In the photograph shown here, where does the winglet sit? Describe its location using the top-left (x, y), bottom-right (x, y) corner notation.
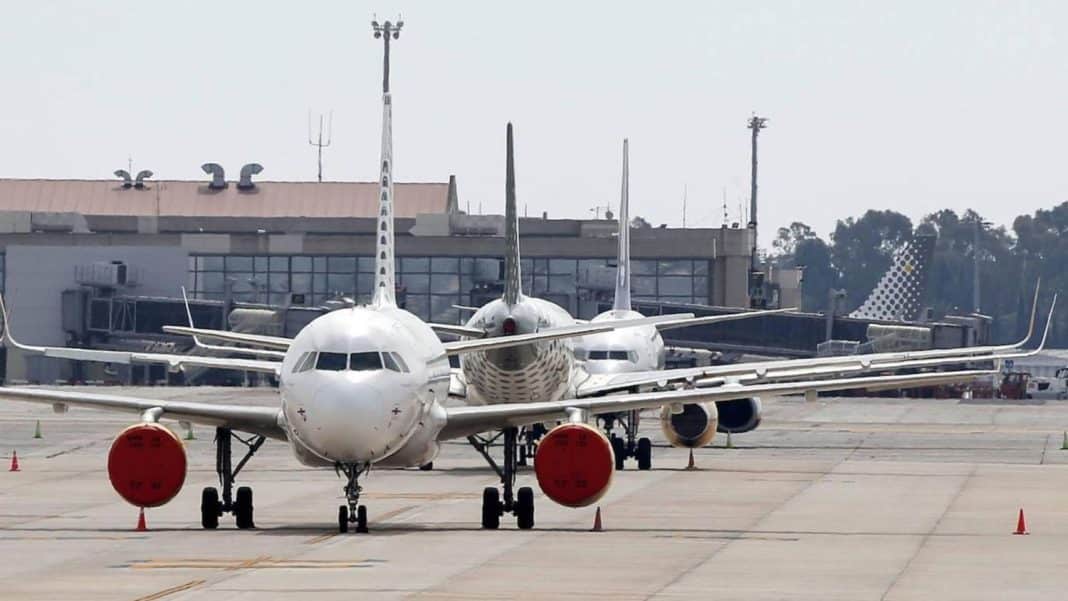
top-left (503, 122), bottom-right (523, 306)
top-left (1036, 292), bottom-right (1056, 351)
top-left (613, 138), bottom-right (631, 312)
top-left (0, 293), bottom-right (44, 353)
top-left (372, 88), bottom-right (398, 308)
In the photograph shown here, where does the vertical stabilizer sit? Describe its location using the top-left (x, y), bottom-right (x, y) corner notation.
top-left (613, 138), bottom-right (631, 311)
top-left (849, 235), bottom-right (935, 321)
top-left (372, 92), bottom-right (397, 308)
top-left (503, 123), bottom-right (523, 306)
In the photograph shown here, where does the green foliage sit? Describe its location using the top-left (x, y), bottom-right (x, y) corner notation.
top-left (771, 202), bottom-right (1067, 344)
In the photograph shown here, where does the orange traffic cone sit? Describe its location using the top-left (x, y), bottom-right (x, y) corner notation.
top-left (8, 450), bottom-right (19, 472)
top-left (136, 508), bottom-right (147, 531)
top-left (1013, 508), bottom-right (1028, 535)
top-left (591, 506), bottom-right (603, 532)
top-left (685, 449), bottom-right (696, 470)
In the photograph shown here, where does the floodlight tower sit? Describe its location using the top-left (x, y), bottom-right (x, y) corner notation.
top-left (747, 115), bottom-right (768, 308)
top-left (370, 16), bottom-right (403, 307)
top-left (747, 115), bottom-right (768, 270)
top-left (372, 18), bottom-right (403, 94)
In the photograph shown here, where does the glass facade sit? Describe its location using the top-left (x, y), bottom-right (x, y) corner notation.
top-left (189, 254), bottom-right (711, 324)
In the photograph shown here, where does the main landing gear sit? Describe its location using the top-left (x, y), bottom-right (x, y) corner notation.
top-left (201, 427), bottom-right (265, 530)
top-left (469, 427), bottom-right (535, 530)
top-left (336, 463), bottom-right (369, 534)
top-left (602, 410), bottom-right (652, 471)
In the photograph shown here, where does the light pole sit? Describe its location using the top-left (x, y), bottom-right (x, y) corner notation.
top-left (972, 218), bottom-right (992, 313)
top-left (372, 18), bottom-right (403, 94)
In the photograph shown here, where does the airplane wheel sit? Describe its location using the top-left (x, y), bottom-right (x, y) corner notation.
top-left (200, 487), bottom-right (219, 529)
top-left (356, 505), bottom-right (369, 533)
top-left (481, 487), bottom-right (500, 529)
top-left (338, 506), bottom-right (349, 533)
top-left (636, 437), bottom-right (652, 471)
top-left (610, 436), bottom-right (626, 470)
top-left (235, 486), bottom-right (254, 529)
top-left (419, 462), bottom-right (434, 471)
top-left (516, 486), bottom-right (535, 530)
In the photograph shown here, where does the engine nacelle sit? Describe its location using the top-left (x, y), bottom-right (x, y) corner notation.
top-left (660, 402), bottom-right (719, 448)
top-left (107, 423), bottom-right (187, 507)
top-left (534, 423), bottom-right (614, 507)
top-left (715, 397), bottom-right (762, 434)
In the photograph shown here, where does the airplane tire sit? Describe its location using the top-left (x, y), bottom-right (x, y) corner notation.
top-left (611, 436), bottom-right (626, 471)
top-left (338, 506), bottom-right (349, 533)
top-left (481, 487), bottom-right (500, 529)
top-left (200, 487), bottom-right (219, 529)
top-left (636, 437), bottom-right (652, 471)
top-left (235, 486), bottom-right (254, 529)
top-left (516, 486), bottom-right (535, 530)
top-left (356, 505), bottom-right (369, 533)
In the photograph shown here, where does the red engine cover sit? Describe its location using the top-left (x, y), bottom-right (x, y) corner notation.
top-left (107, 423), bottom-right (187, 508)
top-left (534, 423), bottom-right (614, 508)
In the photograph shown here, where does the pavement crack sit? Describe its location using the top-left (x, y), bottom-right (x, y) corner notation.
top-left (878, 465), bottom-right (976, 601)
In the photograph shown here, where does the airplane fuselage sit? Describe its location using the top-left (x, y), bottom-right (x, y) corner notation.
top-left (574, 309), bottom-right (665, 376)
top-left (461, 296), bottom-right (575, 405)
top-left (279, 305), bottom-right (451, 468)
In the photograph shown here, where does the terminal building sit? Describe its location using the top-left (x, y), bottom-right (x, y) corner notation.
top-left (0, 170), bottom-right (757, 382)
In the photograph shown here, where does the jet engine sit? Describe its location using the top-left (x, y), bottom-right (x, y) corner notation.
top-left (660, 402), bottom-right (719, 448)
top-left (534, 423), bottom-right (614, 507)
top-left (715, 397), bottom-right (762, 434)
top-left (107, 423), bottom-right (187, 507)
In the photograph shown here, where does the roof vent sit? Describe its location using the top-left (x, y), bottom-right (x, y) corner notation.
top-left (114, 169), bottom-right (133, 189)
top-left (134, 170), bottom-right (153, 189)
top-left (201, 163), bottom-right (227, 189)
top-left (238, 163), bottom-right (263, 190)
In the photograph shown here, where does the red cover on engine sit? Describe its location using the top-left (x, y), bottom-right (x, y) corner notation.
top-left (107, 423), bottom-right (187, 508)
top-left (534, 423), bottom-right (614, 508)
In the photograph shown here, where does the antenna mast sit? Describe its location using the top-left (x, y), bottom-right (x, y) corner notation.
top-left (307, 110), bottom-right (333, 183)
top-left (682, 184), bottom-right (687, 229)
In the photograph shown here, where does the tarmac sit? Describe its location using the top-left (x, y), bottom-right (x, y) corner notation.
top-left (4, 386), bottom-right (1068, 600)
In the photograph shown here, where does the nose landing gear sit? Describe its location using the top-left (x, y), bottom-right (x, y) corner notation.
top-left (337, 463), bottom-right (369, 533)
top-left (602, 410), bottom-right (652, 471)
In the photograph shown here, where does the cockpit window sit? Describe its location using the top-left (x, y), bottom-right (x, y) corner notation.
top-left (293, 351), bottom-right (317, 373)
top-left (316, 352), bottom-right (348, 371)
top-left (382, 352), bottom-right (409, 373)
top-left (587, 350), bottom-right (633, 361)
top-left (350, 352), bottom-right (383, 371)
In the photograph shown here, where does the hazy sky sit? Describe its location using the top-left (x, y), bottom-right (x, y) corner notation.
top-left (1, 1), bottom-right (1064, 245)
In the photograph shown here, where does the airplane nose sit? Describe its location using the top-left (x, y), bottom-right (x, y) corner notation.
top-left (295, 376), bottom-right (416, 464)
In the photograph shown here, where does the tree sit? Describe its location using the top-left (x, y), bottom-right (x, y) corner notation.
top-left (830, 210), bottom-right (914, 310)
top-left (630, 216), bottom-right (652, 229)
top-left (771, 222), bottom-right (818, 257)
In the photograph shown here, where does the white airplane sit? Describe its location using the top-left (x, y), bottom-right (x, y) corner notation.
top-left (450, 126), bottom-right (797, 523)
top-left (0, 32), bottom-right (1044, 534)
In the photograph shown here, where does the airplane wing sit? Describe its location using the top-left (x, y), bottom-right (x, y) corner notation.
top-left (574, 295), bottom-right (1053, 397)
top-left (442, 313), bottom-right (696, 356)
top-left (177, 287), bottom-right (287, 359)
top-left (653, 307), bottom-right (796, 331)
top-left (0, 295), bottom-right (282, 376)
top-left (439, 369), bottom-right (992, 440)
top-left (160, 326), bottom-right (292, 351)
top-left (0, 387), bottom-right (286, 440)
top-left (429, 323), bottom-right (486, 338)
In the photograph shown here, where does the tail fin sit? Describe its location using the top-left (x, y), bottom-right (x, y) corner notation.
top-left (372, 91), bottom-right (397, 308)
top-left (849, 234), bottom-right (935, 321)
top-left (503, 123), bottom-right (523, 306)
top-left (613, 138), bottom-right (631, 311)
